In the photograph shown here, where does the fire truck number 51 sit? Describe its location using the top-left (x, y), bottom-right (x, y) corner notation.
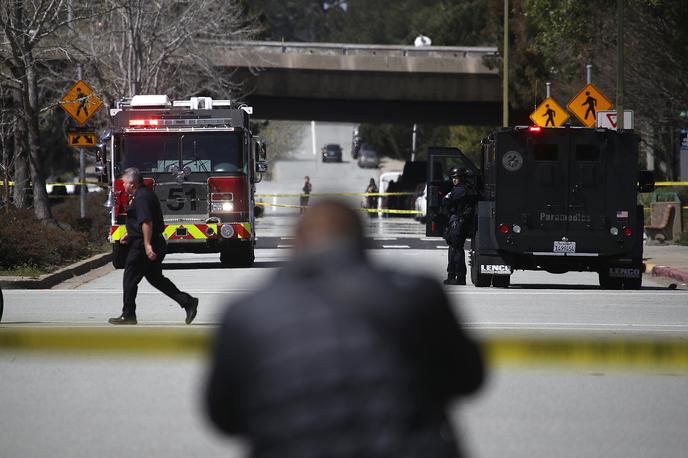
top-left (167, 188), bottom-right (197, 212)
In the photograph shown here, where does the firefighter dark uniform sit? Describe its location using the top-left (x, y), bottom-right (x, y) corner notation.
top-left (442, 168), bottom-right (476, 285)
top-left (109, 183), bottom-right (198, 325)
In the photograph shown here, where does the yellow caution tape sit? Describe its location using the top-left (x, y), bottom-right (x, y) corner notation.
top-left (255, 201), bottom-right (422, 215)
top-left (484, 337), bottom-right (688, 371)
top-left (655, 182), bottom-right (688, 186)
top-left (256, 192), bottom-right (414, 198)
top-left (0, 181), bottom-right (106, 187)
top-left (0, 328), bottom-right (210, 356)
top-left (1, 328), bottom-right (687, 371)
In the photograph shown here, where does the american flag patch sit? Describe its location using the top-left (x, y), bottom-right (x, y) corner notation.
top-left (616, 210), bottom-right (629, 218)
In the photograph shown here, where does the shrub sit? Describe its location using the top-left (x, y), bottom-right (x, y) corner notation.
top-left (0, 208), bottom-right (89, 269)
top-left (51, 192), bottom-right (111, 243)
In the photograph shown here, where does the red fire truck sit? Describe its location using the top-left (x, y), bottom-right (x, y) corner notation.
top-left (98, 95), bottom-right (267, 268)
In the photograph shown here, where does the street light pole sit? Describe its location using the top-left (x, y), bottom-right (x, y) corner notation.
top-left (502, 0), bottom-right (509, 127)
top-left (616, 0), bottom-right (624, 130)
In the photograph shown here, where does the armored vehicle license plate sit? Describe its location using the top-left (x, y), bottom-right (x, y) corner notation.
top-left (553, 241), bottom-right (576, 253)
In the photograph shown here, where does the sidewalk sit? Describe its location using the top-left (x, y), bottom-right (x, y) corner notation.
top-left (644, 243), bottom-right (688, 285)
top-left (0, 252), bottom-right (111, 289)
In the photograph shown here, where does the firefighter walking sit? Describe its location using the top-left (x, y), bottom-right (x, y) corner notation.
top-left (109, 167), bottom-right (199, 325)
top-left (442, 167), bottom-right (477, 285)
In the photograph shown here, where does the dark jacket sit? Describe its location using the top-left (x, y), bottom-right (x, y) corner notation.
top-left (125, 185), bottom-right (164, 248)
top-left (205, 244), bottom-right (484, 458)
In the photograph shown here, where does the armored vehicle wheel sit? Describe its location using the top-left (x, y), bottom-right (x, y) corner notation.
top-left (492, 275), bottom-right (511, 288)
top-left (112, 243), bottom-right (128, 269)
top-left (598, 271), bottom-right (623, 290)
top-left (220, 241), bottom-right (255, 267)
top-left (471, 260), bottom-right (492, 287)
top-left (622, 277), bottom-right (642, 290)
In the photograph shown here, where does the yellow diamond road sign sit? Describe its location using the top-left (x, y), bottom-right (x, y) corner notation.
top-left (68, 131), bottom-right (97, 148)
top-left (61, 80), bottom-right (103, 125)
top-left (567, 83), bottom-right (613, 128)
top-left (530, 97), bottom-right (570, 127)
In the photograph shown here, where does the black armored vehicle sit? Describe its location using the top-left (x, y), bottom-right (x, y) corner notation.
top-left (426, 126), bottom-right (654, 289)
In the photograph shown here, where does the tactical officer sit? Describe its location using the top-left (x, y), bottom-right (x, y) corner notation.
top-left (109, 167), bottom-right (198, 325)
top-left (442, 167), bottom-right (476, 285)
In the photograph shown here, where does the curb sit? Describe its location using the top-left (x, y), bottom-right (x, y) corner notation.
top-left (644, 262), bottom-right (688, 284)
top-left (0, 252), bottom-right (112, 290)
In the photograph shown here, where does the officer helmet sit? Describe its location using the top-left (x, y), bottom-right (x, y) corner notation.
top-left (449, 167), bottom-right (465, 178)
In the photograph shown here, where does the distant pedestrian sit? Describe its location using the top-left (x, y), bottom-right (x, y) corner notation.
top-left (300, 176), bottom-right (311, 215)
top-left (205, 200), bottom-right (484, 458)
top-left (365, 177), bottom-right (378, 217)
top-left (108, 167), bottom-right (198, 325)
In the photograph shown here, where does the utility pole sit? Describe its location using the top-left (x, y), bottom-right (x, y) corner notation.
top-left (616, 0), bottom-right (624, 130)
top-left (411, 123), bottom-right (417, 162)
top-left (502, 0), bottom-right (509, 127)
top-left (77, 63), bottom-right (86, 219)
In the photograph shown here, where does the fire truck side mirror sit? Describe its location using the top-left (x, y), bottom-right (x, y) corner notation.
top-left (256, 161), bottom-right (268, 174)
top-left (95, 144), bottom-right (108, 182)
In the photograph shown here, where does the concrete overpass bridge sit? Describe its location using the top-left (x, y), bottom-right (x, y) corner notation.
top-left (207, 41), bottom-right (502, 124)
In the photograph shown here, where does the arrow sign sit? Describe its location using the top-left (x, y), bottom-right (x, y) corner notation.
top-left (68, 131), bottom-right (97, 147)
top-left (596, 110), bottom-right (634, 130)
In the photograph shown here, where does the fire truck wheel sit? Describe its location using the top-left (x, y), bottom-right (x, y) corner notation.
top-left (220, 242), bottom-right (255, 267)
top-left (112, 243), bottom-right (129, 269)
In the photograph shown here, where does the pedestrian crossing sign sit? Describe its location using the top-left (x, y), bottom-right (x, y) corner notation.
top-left (567, 83), bottom-right (613, 128)
top-left (530, 97), bottom-right (569, 127)
top-left (61, 80), bottom-right (103, 125)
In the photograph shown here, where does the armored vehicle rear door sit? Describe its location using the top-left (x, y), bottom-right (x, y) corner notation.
top-left (496, 128), bottom-right (629, 255)
top-left (425, 147), bottom-right (479, 237)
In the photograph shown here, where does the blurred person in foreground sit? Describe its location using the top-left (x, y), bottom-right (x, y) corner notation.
top-left (204, 200), bottom-right (485, 458)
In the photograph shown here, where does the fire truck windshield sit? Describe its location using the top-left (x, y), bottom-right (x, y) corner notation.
top-left (116, 132), bottom-right (244, 174)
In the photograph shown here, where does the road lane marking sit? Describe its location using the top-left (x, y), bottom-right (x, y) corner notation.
top-left (373, 237), bottom-right (397, 240)
top-left (382, 245), bottom-right (410, 249)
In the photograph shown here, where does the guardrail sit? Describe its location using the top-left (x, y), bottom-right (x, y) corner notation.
top-left (206, 39), bottom-right (499, 59)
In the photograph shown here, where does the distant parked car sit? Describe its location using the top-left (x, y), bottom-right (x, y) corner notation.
top-left (321, 144), bottom-right (343, 162)
top-left (357, 147), bottom-right (379, 168)
top-left (377, 171), bottom-right (402, 218)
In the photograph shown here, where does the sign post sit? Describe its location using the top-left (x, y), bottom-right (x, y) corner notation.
top-left (61, 74), bottom-right (103, 219)
top-left (567, 83), bottom-right (613, 128)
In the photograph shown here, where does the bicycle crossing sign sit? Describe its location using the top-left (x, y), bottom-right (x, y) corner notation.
top-left (61, 80), bottom-right (103, 125)
top-left (529, 97), bottom-right (570, 127)
top-left (567, 83), bottom-right (613, 128)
